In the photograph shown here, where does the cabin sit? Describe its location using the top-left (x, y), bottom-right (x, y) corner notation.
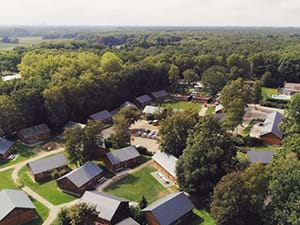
top-left (153, 152), bottom-right (178, 184)
top-left (27, 153), bottom-right (69, 182)
top-left (0, 189), bottom-right (37, 225)
top-left (115, 218), bottom-right (140, 225)
top-left (111, 101), bottom-right (138, 116)
top-left (173, 93), bottom-right (193, 102)
top-left (282, 82), bottom-right (300, 96)
top-left (247, 150), bottom-right (275, 164)
top-left (18, 124), bottom-right (51, 144)
top-left (192, 95), bottom-right (212, 104)
top-left (90, 110), bottom-right (113, 124)
top-left (215, 104), bottom-right (224, 114)
top-left (142, 106), bottom-right (163, 115)
top-left (57, 161), bottom-right (105, 196)
top-left (105, 146), bottom-right (141, 171)
top-left (142, 192), bottom-right (195, 225)
top-left (151, 90), bottom-right (169, 101)
top-left (81, 191), bottom-right (130, 225)
top-left (0, 138), bottom-right (14, 160)
top-left (135, 94), bottom-right (153, 107)
top-left (259, 112), bottom-right (283, 145)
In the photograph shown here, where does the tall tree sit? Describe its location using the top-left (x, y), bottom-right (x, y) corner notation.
top-left (69, 203), bottom-right (98, 225)
top-left (168, 64), bottom-right (180, 91)
top-left (112, 114), bottom-right (131, 148)
top-left (202, 66), bottom-right (227, 96)
top-left (101, 52), bottom-right (123, 73)
top-left (183, 69), bottom-right (199, 86)
top-left (253, 80), bottom-right (262, 105)
top-left (0, 95), bottom-right (20, 136)
top-left (281, 93), bottom-right (300, 134)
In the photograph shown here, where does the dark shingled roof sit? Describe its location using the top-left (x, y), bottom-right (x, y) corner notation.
top-left (19, 124), bottom-right (50, 139)
top-left (0, 189), bottom-right (35, 220)
top-left (116, 217), bottom-right (140, 225)
top-left (136, 95), bottom-right (152, 104)
top-left (151, 90), bottom-right (169, 99)
top-left (260, 112), bottom-right (283, 139)
top-left (57, 161), bottom-right (103, 188)
top-left (142, 192), bottom-right (194, 225)
top-left (0, 137), bottom-right (14, 156)
top-left (28, 153), bottom-right (68, 175)
top-left (247, 150), bottom-right (275, 164)
top-left (90, 110), bottom-right (112, 122)
top-left (81, 191), bottom-right (129, 221)
top-left (106, 146), bottom-right (141, 165)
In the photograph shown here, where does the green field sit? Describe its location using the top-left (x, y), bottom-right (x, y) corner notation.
top-left (0, 169), bottom-right (17, 190)
top-left (206, 106), bottom-right (215, 115)
top-left (190, 209), bottom-right (216, 225)
top-left (25, 198), bottom-right (49, 225)
top-left (162, 100), bottom-right (202, 112)
top-left (0, 143), bottom-right (36, 169)
top-left (104, 165), bottom-right (173, 203)
top-left (262, 87), bottom-right (278, 100)
top-left (0, 36), bottom-right (73, 51)
top-left (18, 166), bottom-right (76, 205)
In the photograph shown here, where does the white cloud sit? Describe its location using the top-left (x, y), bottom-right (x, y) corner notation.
top-left (0, 0), bottom-right (299, 26)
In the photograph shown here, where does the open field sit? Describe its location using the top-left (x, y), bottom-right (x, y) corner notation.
top-left (103, 165), bottom-right (174, 203)
top-left (18, 166), bottom-right (76, 205)
top-left (162, 100), bottom-right (202, 111)
top-left (0, 36), bottom-right (73, 51)
top-left (0, 169), bottom-right (17, 190)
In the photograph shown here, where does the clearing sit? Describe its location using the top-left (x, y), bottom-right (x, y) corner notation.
top-left (162, 100), bottom-right (202, 112)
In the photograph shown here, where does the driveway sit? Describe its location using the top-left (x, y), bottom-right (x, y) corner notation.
top-left (131, 137), bottom-right (160, 153)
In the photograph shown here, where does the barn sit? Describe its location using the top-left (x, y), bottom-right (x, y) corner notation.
top-left (0, 189), bottom-right (37, 225)
top-left (57, 161), bottom-right (105, 196)
top-left (0, 138), bottom-right (14, 160)
top-left (18, 124), bottom-right (51, 144)
top-left (259, 112), bottom-right (283, 145)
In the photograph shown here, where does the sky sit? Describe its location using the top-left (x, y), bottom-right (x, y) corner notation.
top-left (1, 0), bottom-right (300, 27)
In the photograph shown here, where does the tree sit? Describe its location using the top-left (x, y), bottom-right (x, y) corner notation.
top-left (118, 107), bottom-right (141, 127)
top-left (176, 116), bottom-right (238, 199)
top-left (69, 203), bottom-right (98, 225)
top-left (159, 110), bottom-right (199, 157)
top-left (112, 114), bottom-right (131, 148)
top-left (202, 66), bottom-right (227, 96)
top-left (139, 195), bottom-right (148, 209)
top-left (0, 95), bottom-right (20, 136)
top-left (183, 69), bottom-right (199, 86)
top-left (222, 98), bottom-right (246, 131)
top-left (101, 52), bottom-right (123, 73)
top-left (279, 134), bottom-right (300, 159)
top-left (57, 208), bottom-right (71, 225)
top-left (253, 80), bottom-right (262, 105)
top-left (168, 64), bottom-right (180, 91)
top-left (281, 93), bottom-right (300, 134)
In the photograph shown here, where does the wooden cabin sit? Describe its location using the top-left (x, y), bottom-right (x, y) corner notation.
top-left (18, 124), bottom-right (51, 144)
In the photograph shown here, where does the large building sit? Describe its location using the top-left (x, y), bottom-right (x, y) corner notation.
top-left (57, 161), bottom-right (105, 196)
top-left (152, 152), bottom-right (178, 183)
top-left (0, 189), bottom-right (37, 225)
top-left (81, 191), bottom-right (130, 225)
top-left (259, 112), bottom-right (283, 145)
top-left (142, 192), bottom-right (195, 225)
top-left (105, 146), bottom-right (141, 171)
top-left (18, 124), bottom-right (51, 144)
top-left (0, 138), bottom-right (14, 160)
top-left (27, 153), bottom-right (69, 182)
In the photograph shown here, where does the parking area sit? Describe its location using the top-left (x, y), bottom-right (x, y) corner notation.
top-left (131, 137), bottom-right (160, 153)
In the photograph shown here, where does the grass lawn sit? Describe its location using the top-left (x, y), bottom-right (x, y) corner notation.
top-left (18, 166), bottom-right (76, 205)
top-left (190, 209), bottom-right (216, 225)
top-left (0, 143), bottom-right (36, 169)
top-left (206, 106), bottom-right (215, 115)
top-left (25, 198), bottom-right (50, 225)
top-left (162, 100), bottom-right (202, 112)
top-left (0, 169), bottom-right (17, 190)
top-left (262, 87), bottom-right (278, 100)
top-left (104, 165), bottom-right (173, 203)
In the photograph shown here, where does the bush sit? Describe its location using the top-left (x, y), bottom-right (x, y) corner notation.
top-left (243, 136), bottom-right (263, 147)
top-left (232, 135), bottom-right (245, 147)
top-left (260, 99), bottom-right (288, 109)
top-left (104, 137), bottom-right (116, 149)
top-left (136, 146), bottom-right (153, 156)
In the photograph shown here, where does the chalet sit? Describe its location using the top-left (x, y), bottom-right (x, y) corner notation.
top-left (81, 191), bottom-right (130, 225)
top-left (153, 152), bottom-right (178, 183)
top-left (111, 101), bottom-right (138, 115)
top-left (115, 218), bottom-right (140, 225)
top-left (90, 110), bottom-right (113, 123)
top-left (215, 104), bottom-right (224, 114)
top-left (151, 90), bottom-right (169, 101)
top-left (142, 192), bottom-right (195, 225)
top-left (247, 150), bottom-right (275, 164)
top-left (259, 112), bottom-right (283, 145)
top-left (282, 82), bottom-right (300, 96)
top-left (0, 138), bottom-right (14, 160)
top-left (27, 153), bottom-right (68, 182)
top-left (0, 189), bottom-right (37, 225)
top-left (57, 161), bottom-right (105, 196)
top-left (105, 146), bottom-right (141, 171)
top-left (135, 94), bottom-right (153, 107)
top-left (18, 124), bottom-right (51, 144)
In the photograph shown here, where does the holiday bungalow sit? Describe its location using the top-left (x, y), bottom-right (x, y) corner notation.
top-left (259, 112), bottom-right (283, 145)
top-left (135, 94), bottom-right (153, 107)
top-left (27, 153), bottom-right (69, 182)
top-left (111, 101), bottom-right (138, 115)
top-left (18, 124), bottom-right (51, 144)
top-left (0, 189), bottom-right (37, 225)
top-left (0, 137), bottom-right (14, 160)
top-left (151, 90), bottom-right (169, 101)
top-left (153, 152), bottom-right (178, 184)
top-left (282, 82), bottom-right (300, 96)
top-left (247, 150), bottom-right (275, 164)
top-left (105, 146), bottom-right (141, 171)
top-left (142, 192), bottom-right (195, 225)
top-left (90, 110), bottom-right (113, 124)
top-left (57, 161), bottom-right (105, 196)
top-left (81, 191), bottom-right (130, 225)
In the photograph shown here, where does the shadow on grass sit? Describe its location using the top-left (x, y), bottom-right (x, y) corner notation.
top-left (104, 174), bottom-right (139, 191)
top-left (24, 217), bottom-right (43, 225)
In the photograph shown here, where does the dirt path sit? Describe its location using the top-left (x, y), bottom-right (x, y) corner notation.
top-left (199, 106), bottom-right (208, 116)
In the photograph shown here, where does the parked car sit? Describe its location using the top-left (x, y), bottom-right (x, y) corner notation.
top-left (147, 130), bottom-right (156, 138)
top-left (152, 120), bottom-right (159, 126)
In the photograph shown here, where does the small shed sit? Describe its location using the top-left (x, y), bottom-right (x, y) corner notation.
top-left (151, 90), bottom-right (169, 101)
top-left (18, 124), bottom-right (51, 144)
top-left (57, 161), bottom-right (104, 196)
top-left (105, 146), bottom-right (141, 171)
top-left (90, 110), bottom-right (113, 123)
top-left (215, 104), bottom-right (224, 114)
top-left (81, 191), bottom-right (130, 225)
top-left (142, 192), bottom-right (195, 225)
top-left (0, 137), bottom-right (14, 160)
top-left (259, 112), bottom-right (283, 145)
top-left (135, 95), bottom-right (153, 107)
top-left (27, 153), bottom-right (69, 182)
top-left (247, 150), bottom-right (275, 164)
top-left (153, 152), bottom-right (178, 183)
top-left (0, 189), bottom-right (37, 225)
